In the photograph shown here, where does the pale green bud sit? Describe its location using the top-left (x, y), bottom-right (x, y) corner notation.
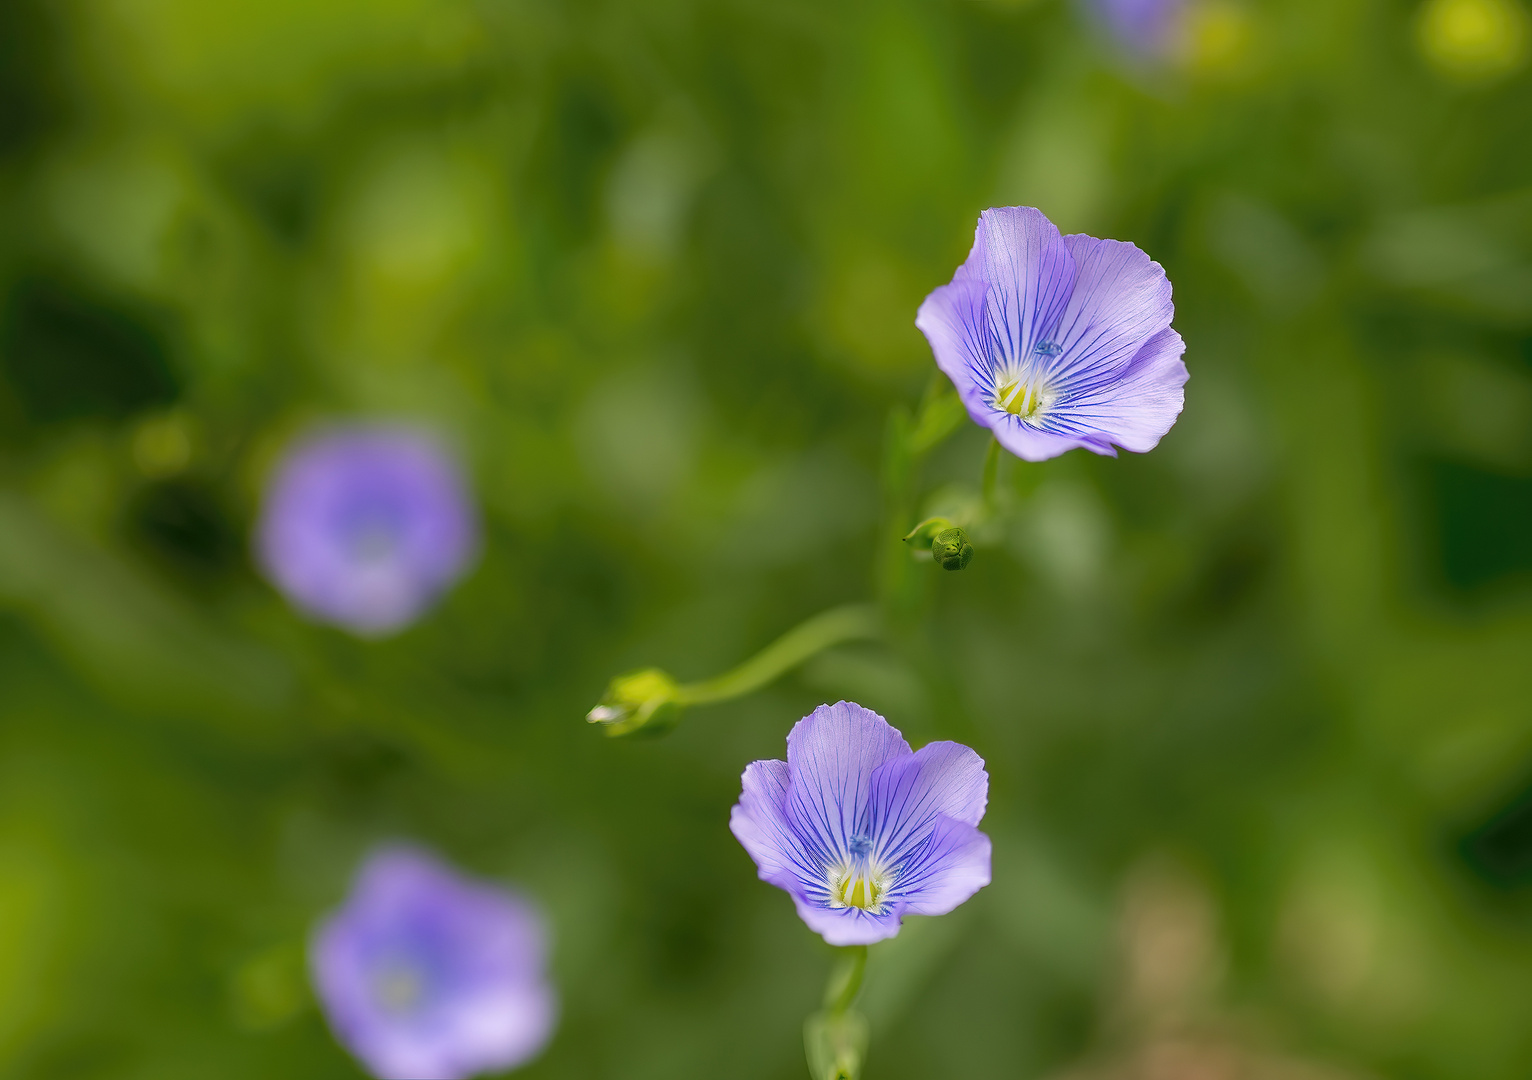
top-left (586, 667), bottom-right (683, 737)
top-left (930, 527), bottom-right (973, 571)
top-left (804, 1009), bottom-right (868, 1080)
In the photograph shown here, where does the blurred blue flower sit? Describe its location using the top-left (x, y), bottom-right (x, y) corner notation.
top-left (256, 426), bottom-right (479, 636)
top-left (311, 846), bottom-right (557, 1080)
top-left (917, 206), bottom-right (1188, 462)
top-left (1090, 0), bottom-right (1185, 56)
top-left (730, 701), bottom-right (991, 946)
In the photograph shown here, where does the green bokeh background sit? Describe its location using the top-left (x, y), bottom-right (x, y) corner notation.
top-left (3, 0), bottom-right (1532, 1076)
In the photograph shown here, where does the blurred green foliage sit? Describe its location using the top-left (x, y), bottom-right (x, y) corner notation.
top-left (2, 0), bottom-right (1532, 1077)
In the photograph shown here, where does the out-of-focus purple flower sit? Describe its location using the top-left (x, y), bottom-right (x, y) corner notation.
top-left (1090, 0), bottom-right (1185, 56)
top-left (916, 206), bottom-right (1188, 463)
top-left (256, 426), bottom-right (479, 636)
top-left (311, 846), bottom-right (557, 1080)
top-left (730, 701), bottom-right (992, 946)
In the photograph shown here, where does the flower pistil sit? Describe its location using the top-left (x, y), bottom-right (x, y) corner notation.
top-left (995, 374), bottom-right (1055, 419)
top-left (994, 342), bottom-right (1063, 419)
top-left (828, 841), bottom-right (892, 913)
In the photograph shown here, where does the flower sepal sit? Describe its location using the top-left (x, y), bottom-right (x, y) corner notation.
top-left (586, 668), bottom-right (684, 737)
top-left (803, 1007), bottom-right (869, 1080)
top-left (902, 517), bottom-right (974, 571)
top-left (930, 527), bottom-right (974, 571)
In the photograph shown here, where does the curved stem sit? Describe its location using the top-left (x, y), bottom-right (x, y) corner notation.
top-left (901, 517), bottom-right (954, 548)
top-left (677, 604), bottom-right (882, 707)
top-left (981, 436), bottom-right (1001, 512)
top-left (822, 945), bottom-right (868, 1015)
top-left (805, 946), bottom-right (871, 1080)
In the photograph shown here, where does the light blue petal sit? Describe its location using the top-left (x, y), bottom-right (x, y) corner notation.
top-left (887, 815), bottom-right (992, 917)
top-left (729, 759), bottom-right (825, 897)
top-left (1050, 326), bottom-right (1188, 453)
top-left (915, 208), bottom-right (1077, 444)
top-left (915, 273), bottom-right (997, 429)
top-left (791, 895), bottom-right (905, 946)
top-left (866, 741), bottom-right (988, 869)
top-left (971, 207), bottom-right (1075, 371)
top-left (995, 234), bottom-right (1183, 458)
top-left (784, 702), bottom-right (911, 861)
top-left (1050, 234), bottom-right (1174, 388)
top-left (987, 412), bottom-right (1097, 462)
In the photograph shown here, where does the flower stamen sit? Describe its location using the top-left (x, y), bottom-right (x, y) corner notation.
top-left (834, 872), bottom-right (884, 910)
top-left (828, 840), bottom-right (890, 913)
top-left (994, 374), bottom-right (1054, 419)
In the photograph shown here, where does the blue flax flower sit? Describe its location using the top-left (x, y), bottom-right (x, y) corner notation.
top-left (1090, 0), bottom-right (1185, 56)
top-left (256, 425), bottom-right (479, 636)
top-left (730, 701), bottom-right (991, 946)
top-left (311, 846), bottom-right (557, 1080)
top-left (917, 206), bottom-right (1188, 462)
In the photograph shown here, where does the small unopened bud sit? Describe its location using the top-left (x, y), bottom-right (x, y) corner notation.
top-left (586, 667), bottom-right (683, 736)
top-left (804, 1008), bottom-right (869, 1080)
top-left (930, 527), bottom-right (973, 571)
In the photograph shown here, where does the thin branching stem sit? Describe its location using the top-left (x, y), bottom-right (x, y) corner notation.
top-left (677, 604), bottom-right (882, 706)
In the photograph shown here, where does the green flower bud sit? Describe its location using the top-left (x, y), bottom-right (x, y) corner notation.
top-left (804, 1008), bottom-right (869, 1080)
top-left (930, 527), bottom-right (973, 571)
top-left (586, 667), bottom-right (683, 737)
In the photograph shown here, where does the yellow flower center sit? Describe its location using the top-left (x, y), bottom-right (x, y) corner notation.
top-left (995, 340), bottom-right (1063, 419)
top-left (992, 375), bottom-right (1054, 416)
top-left (829, 863), bottom-right (889, 912)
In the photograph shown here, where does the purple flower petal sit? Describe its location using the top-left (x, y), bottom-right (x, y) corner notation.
top-left (915, 273), bottom-right (994, 430)
top-left (256, 426), bottom-right (480, 636)
top-left (1057, 325), bottom-right (1188, 454)
top-left (789, 889), bottom-right (905, 946)
top-left (311, 846), bottom-right (557, 1080)
top-left (1090, 0), bottom-right (1185, 56)
top-left (964, 207), bottom-right (1076, 376)
top-left (885, 815), bottom-right (992, 918)
top-left (1052, 235), bottom-right (1175, 384)
top-left (866, 741), bottom-right (988, 868)
top-left (917, 207), bottom-right (1188, 462)
top-left (785, 701), bottom-right (912, 862)
top-left (731, 702), bottom-right (991, 945)
top-left (730, 759), bottom-right (822, 897)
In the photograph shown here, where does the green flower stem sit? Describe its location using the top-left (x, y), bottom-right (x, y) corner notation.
top-left (879, 406), bottom-right (922, 616)
top-left (905, 382), bottom-right (967, 458)
top-left (805, 947), bottom-right (871, 1080)
top-left (882, 381), bottom-right (966, 617)
top-left (822, 945), bottom-right (868, 1015)
top-left (587, 603), bottom-right (882, 735)
top-left (981, 435), bottom-right (1001, 512)
top-left (900, 517), bottom-right (956, 547)
top-left (676, 604), bottom-right (882, 706)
